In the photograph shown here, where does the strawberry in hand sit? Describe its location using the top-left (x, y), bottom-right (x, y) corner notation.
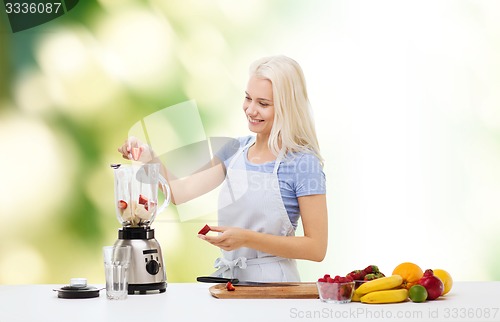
top-left (198, 224), bottom-right (211, 235)
top-left (131, 147), bottom-right (142, 161)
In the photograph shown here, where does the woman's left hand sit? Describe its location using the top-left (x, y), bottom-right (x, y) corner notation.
top-left (198, 226), bottom-right (248, 251)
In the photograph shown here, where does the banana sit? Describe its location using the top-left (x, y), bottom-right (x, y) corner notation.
top-left (355, 275), bottom-right (403, 296)
top-left (360, 289), bottom-right (409, 304)
top-left (351, 292), bottom-right (361, 302)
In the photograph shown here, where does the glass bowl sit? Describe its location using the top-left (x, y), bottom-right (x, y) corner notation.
top-left (354, 280), bottom-right (366, 290)
top-left (316, 281), bottom-right (355, 303)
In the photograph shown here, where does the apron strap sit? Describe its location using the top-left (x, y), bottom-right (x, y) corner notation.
top-left (228, 137), bottom-right (285, 174)
top-left (272, 149), bottom-right (286, 174)
top-left (227, 139), bottom-right (255, 169)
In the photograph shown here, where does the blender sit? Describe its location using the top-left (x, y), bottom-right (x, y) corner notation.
top-left (111, 163), bottom-right (170, 294)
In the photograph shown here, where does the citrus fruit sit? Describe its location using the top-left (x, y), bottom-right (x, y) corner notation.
top-left (433, 269), bottom-right (453, 295)
top-left (409, 284), bottom-right (428, 303)
top-left (392, 262), bottom-right (424, 289)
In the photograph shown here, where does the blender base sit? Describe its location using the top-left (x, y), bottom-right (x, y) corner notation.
top-left (128, 282), bottom-right (167, 295)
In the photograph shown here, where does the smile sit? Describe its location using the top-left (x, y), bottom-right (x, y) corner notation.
top-left (248, 117), bottom-right (264, 124)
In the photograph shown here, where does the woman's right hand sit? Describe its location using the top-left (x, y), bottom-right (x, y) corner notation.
top-left (117, 136), bottom-right (155, 162)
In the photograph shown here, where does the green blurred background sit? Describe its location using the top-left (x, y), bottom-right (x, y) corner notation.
top-left (1, 0), bottom-right (500, 285)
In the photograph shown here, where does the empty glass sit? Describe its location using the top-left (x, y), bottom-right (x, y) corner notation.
top-left (103, 245), bottom-right (131, 300)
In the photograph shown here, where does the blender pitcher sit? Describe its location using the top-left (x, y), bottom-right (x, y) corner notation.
top-left (110, 163), bottom-right (171, 294)
top-left (112, 163), bottom-right (170, 227)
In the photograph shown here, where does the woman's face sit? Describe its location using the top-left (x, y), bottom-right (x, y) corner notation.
top-left (243, 75), bottom-right (275, 137)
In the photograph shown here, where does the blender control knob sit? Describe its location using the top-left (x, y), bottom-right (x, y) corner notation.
top-left (146, 260), bottom-right (160, 275)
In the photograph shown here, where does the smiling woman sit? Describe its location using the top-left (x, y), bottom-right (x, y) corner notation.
top-left (247, 56), bottom-right (323, 165)
top-left (119, 55), bottom-right (328, 283)
top-left (204, 56), bottom-right (327, 282)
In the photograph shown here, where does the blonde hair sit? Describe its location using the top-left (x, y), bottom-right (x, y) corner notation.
top-left (249, 55), bottom-right (323, 165)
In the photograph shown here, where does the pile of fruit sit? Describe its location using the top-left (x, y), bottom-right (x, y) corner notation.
top-left (390, 262), bottom-right (453, 303)
top-left (318, 262), bottom-right (453, 304)
top-left (346, 265), bottom-right (386, 289)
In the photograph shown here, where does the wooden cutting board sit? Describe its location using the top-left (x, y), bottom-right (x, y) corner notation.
top-left (209, 282), bottom-right (319, 299)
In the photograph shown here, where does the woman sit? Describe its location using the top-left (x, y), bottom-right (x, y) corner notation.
top-left (119, 55), bottom-right (327, 282)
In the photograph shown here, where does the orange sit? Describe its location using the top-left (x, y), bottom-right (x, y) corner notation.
top-left (392, 262), bottom-right (424, 290)
top-left (433, 269), bottom-right (453, 295)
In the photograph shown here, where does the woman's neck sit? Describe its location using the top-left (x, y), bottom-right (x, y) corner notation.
top-left (254, 134), bottom-right (269, 150)
top-left (248, 134), bottom-right (276, 164)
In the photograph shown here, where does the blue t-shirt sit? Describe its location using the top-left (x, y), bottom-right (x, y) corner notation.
top-left (215, 136), bottom-right (326, 229)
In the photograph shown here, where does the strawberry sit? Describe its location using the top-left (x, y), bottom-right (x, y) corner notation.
top-left (131, 147), bottom-right (142, 161)
top-left (339, 285), bottom-right (346, 297)
top-left (197, 224), bottom-right (211, 235)
top-left (118, 200), bottom-right (128, 210)
top-left (374, 272), bottom-right (386, 278)
top-left (340, 283), bottom-right (353, 300)
top-left (139, 194), bottom-right (148, 205)
top-left (364, 273), bottom-right (377, 281)
top-left (347, 269), bottom-right (366, 281)
top-left (363, 265), bottom-right (380, 274)
top-left (226, 281), bottom-right (235, 291)
top-left (145, 200), bottom-right (156, 211)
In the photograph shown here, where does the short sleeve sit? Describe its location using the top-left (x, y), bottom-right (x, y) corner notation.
top-left (293, 153), bottom-right (326, 197)
top-left (213, 136), bottom-right (252, 165)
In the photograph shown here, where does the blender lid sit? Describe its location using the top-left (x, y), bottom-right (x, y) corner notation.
top-left (53, 278), bottom-right (102, 299)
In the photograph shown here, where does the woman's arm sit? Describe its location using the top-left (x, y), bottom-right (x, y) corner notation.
top-left (118, 137), bottom-right (226, 205)
top-left (199, 194), bottom-right (328, 262)
top-left (159, 156), bottom-right (226, 205)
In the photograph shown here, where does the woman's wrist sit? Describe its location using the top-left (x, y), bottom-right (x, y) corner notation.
top-left (242, 229), bottom-right (260, 249)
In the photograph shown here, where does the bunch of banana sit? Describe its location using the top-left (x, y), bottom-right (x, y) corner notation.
top-left (352, 275), bottom-right (408, 304)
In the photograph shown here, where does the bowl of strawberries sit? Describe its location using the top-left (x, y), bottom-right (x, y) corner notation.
top-left (316, 275), bottom-right (355, 303)
top-left (346, 265), bottom-right (386, 290)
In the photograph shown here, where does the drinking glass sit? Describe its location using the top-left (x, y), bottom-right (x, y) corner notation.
top-left (103, 245), bottom-right (131, 300)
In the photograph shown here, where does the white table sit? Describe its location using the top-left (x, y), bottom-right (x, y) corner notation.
top-left (1, 282), bottom-right (499, 322)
